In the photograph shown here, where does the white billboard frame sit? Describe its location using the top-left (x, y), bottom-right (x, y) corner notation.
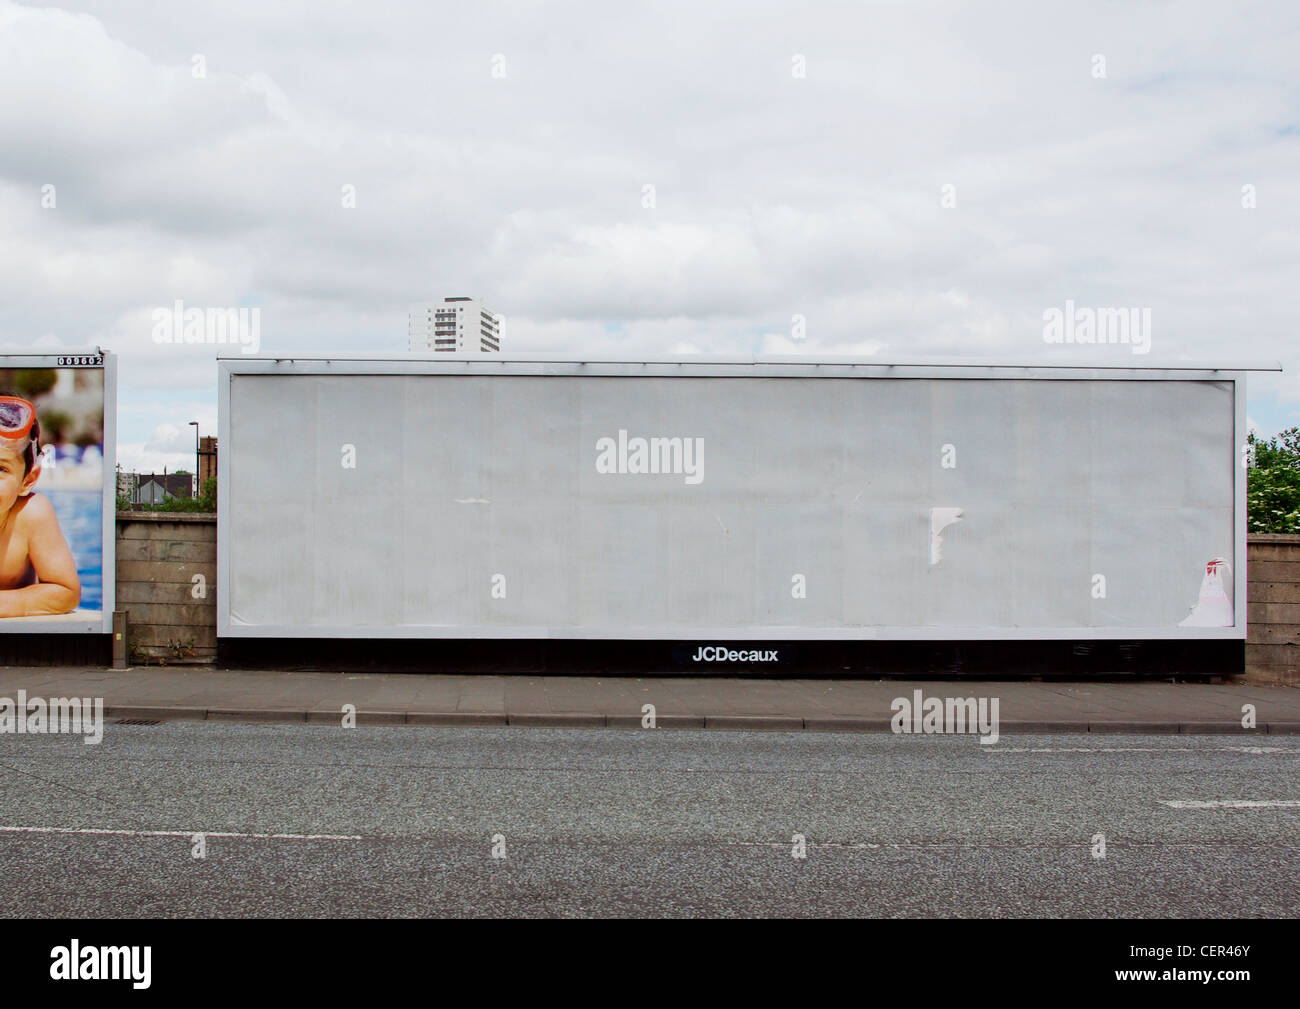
top-left (217, 355), bottom-right (1268, 642)
top-left (0, 349), bottom-right (116, 635)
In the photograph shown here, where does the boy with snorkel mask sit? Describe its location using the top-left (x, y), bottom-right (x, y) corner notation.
top-left (0, 396), bottom-right (80, 616)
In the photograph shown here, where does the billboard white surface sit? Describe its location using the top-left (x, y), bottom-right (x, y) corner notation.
top-left (218, 359), bottom-right (1246, 640)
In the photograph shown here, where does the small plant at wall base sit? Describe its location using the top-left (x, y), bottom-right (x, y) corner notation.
top-left (126, 624), bottom-right (147, 665)
top-left (1247, 427), bottom-right (1300, 533)
top-left (167, 638), bottom-right (196, 660)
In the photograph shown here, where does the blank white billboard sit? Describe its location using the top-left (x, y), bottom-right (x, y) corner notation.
top-left (218, 359), bottom-right (1246, 640)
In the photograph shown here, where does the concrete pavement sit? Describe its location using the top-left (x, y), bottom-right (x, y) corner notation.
top-left (0, 666), bottom-right (1298, 732)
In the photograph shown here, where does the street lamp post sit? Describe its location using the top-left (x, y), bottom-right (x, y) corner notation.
top-left (189, 421), bottom-right (199, 499)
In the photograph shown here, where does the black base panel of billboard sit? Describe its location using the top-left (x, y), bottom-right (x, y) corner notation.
top-left (217, 637), bottom-right (1245, 679)
top-left (0, 633), bottom-right (111, 667)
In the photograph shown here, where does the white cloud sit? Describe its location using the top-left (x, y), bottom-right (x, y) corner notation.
top-left (115, 441), bottom-right (200, 475)
top-left (0, 0), bottom-right (1296, 436)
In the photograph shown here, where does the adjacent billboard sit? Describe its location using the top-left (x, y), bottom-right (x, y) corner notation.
top-left (0, 351), bottom-right (115, 633)
top-left (218, 358), bottom-right (1246, 641)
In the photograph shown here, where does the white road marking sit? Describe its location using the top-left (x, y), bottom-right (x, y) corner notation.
top-left (725, 840), bottom-right (1198, 849)
top-left (988, 746), bottom-right (1292, 754)
top-left (0, 825), bottom-right (361, 840)
top-left (1160, 800), bottom-right (1300, 809)
top-left (729, 841), bottom-right (881, 849)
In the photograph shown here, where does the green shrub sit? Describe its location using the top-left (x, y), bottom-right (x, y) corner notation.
top-left (1247, 427), bottom-right (1300, 533)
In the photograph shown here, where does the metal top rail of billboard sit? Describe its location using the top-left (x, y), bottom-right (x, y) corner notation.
top-left (217, 355), bottom-right (1279, 643)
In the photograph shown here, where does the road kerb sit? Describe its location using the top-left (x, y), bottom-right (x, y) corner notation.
top-left (803, 717), bottom-right (892, 732)
top-left (206, 708), bottom-right (308, 723)
top-left (304, 709), bottom-right (405, 725)
top-left (406, 712), bottom-right (508, 727)
top-left (71, 704), bottom-right (1300, 736)
top-left (106, 705), bottom-right (207, 722)
top-left (996, 721), bottom-right (1092, 734)
top-left (704, 715), bottom-right (805, 731)
top-left (354, 711), bottom-right (407, 725)
top-left (1179, 721), bottom-right (1256, 734)
top-left (507, 713), bottom-right (607, 728)
top-left (605, 714), bottom-right (710, 729)
top-left (1087, 721), bottom-right (1179, 734)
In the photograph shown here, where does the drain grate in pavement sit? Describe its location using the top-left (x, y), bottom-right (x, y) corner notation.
top-left (115, 719), bottom-right (163, 726)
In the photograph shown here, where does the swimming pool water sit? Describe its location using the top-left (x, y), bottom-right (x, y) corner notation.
top-left (43, 489), bottom-right (102, 611)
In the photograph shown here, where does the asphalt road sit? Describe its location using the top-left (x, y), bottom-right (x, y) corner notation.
top-left (2, 722), bottom-right (1298, 917)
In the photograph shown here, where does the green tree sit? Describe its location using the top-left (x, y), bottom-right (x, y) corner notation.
top-left (14, 369), bottom-right (57, 398)
top-left (1247, 426), bottom-right (1300, 533)
top-left (145, 475), bottom-right (216, 513)
top-left (38, 409), bottom-right (72, 443)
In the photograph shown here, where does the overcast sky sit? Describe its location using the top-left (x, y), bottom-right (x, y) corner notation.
top-left (1, 0), bottom-right (1297, 472)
